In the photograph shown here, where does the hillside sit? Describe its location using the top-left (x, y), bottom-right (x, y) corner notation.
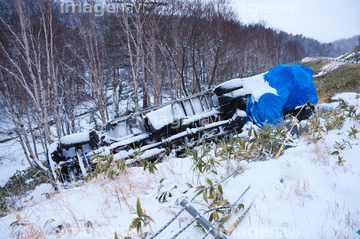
top-left (1, 0), bottom-right (358, 186)
top-left (0, 92), bottom-right (359, 238)
top-left (300, 56), bottom-right (360, 98)
top-left (1, 40), bottom-right (360, 238)
top-left (1, 56), bottom-right (360, 238)
top-left (338, 45), bottom-right (360, 61)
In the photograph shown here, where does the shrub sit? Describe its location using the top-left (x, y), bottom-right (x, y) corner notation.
top-left (0, 167), bottom-right (50, 215)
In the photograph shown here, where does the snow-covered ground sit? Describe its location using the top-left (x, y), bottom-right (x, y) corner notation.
top-left (0, 93), bottom-right (359, 239)
top-left (301, 57), bottom-right (315, 63)
top-left (344, 52), bottom-right (356, 60)
top-left (314, 61), bottom-right (345, 77)
top-left (301, 57), bottom-right (346, 77)
top-left (0, 136), bottom-right (31, 187)
top-left (337, 52), bottom-right (358, 61)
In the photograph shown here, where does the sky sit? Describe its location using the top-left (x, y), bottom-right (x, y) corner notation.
top-left (230, 0), bottom-right (360, 43)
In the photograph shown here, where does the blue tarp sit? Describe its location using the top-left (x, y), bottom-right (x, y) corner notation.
top-left (246, 64), bottom-right (318, 127)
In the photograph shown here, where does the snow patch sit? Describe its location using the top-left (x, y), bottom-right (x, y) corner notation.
top-left (215, 78), bottom-right (244, 91)
top-left (314, 61), bottom-right (345, 77)
top-left (301, 57), bottom-right (315, 63)
top-left (145, 104), bottom-right (183, 131)
top-left (60, 132), bottom-right (90, 146)
top-left (242, 73), bottom-right (278, 101)
top-left (331, 92), bottom-right (360, 103)
top-left (182, 108), bottom-right (219, 125)
top-left (217, 73), bottom-right (277, 102)
top-left (344, 52), bottom-right (356, 60)
top-left (221, 88), bottom-right (249, 99)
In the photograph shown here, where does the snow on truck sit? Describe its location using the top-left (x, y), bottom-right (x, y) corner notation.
top-left (47, 64), bottom-right (318, 184)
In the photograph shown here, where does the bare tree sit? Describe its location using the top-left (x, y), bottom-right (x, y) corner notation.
top-left (0, 0), bottom-right (65, 170)
top-left (115, 0), bottom-right (149, 112)
top-left (0, 70), bottom-right (47, 170)
top-left (73, 9), bottom-right (109, 123)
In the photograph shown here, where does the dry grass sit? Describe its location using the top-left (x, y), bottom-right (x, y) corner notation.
top-left (3, 211), bottom-right (46, 239)
top-left (304, 140), bottom-right (332, 166)
top-left (20, 158), bottom-right (192, 238)
top-left (300, 58), bottom-right (360, 98)
top-left (0, 166), bottom-right (161, 238)
top-left (293, 179), bottom-right (313, 208)
top-left (319, 201), bottom-right (360, 239)
top-left (301, 59), bottom-right (331, 75)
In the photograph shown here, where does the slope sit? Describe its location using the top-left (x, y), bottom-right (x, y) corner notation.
top-left (0, 91), bottom-right (359, 238)
top-left (300, 56), bottom-right (360, 98)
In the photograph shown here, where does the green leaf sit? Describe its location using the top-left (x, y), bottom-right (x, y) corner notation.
top-left (195, 185), bottom-right (205, 194)
top-left (209, 211), bottom-right (214, 222)
top-left (203, 189), bottom-right (208, 203)
top-left (331, 151), bottom-right (339, 155)
top-left (195, 221), bottom-right (206, 233)
top-left (193, 149), bottom-right (198, 161)
top-left (218, 213), bottom-right (232, 224)
top-left (209, 187), bottom-right (214, 199)
top-left (186, 182), bottom-right (193, 188)
top-left (253, 128), bottom-right (258, 139)
top-left (217, 184), bottom-right (223, 195)
top-left (136, 223), bottom-right (141, 234)
top-left (10, 220), bottom-right (19, 228)
top-left (248, 127), bottom-right (252, 137)
top-left (85, 220), bottom-right (93, 228)
top-left (114, 231), bottom-right (119, 239)
top-left (54, 166), bottom-right (63, 184)
top-left (205, 177), bottom-right (213, 186)
top-left (210, 200), bottom-right (230, 208)
top-left (136, 198), bottom-right (143, 217)
top-left (129, 217), bottom-right (142, 229)
top-left (209, 209), bottom-right (218, 222)
top-left (143, 214), bottom-right (155, 223)
top-left (235, 203), bottom-right (245, 213)
top-left (160, 178), bottom-right (165, 184)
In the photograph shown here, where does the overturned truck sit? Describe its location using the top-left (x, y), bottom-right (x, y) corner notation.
top-left (48, 64), bottom-right (318, 184)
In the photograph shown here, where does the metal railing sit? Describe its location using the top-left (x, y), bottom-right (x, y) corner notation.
top-left (316, 56), bottom-right (360, 64)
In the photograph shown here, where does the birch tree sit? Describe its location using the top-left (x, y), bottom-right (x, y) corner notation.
top-left (116, 0), bottom-right (146, 112)
top-left (72, 6), bottom-right (109, 123)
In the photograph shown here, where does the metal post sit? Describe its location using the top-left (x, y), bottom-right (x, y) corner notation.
top-left (180, 199), bottom-right (227, 239)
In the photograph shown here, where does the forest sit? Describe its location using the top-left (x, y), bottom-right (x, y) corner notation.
top-left (0, 0), bottom-right (354, 169)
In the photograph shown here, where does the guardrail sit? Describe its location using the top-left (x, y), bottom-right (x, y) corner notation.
top-left (317, 56), bottom-right (360, 64)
